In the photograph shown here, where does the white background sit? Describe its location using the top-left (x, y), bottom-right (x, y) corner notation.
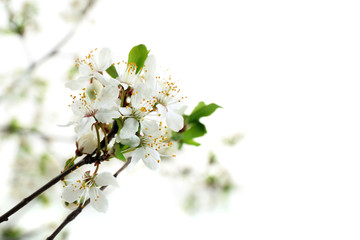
top-left (1, 0), bottom-right (360, 239)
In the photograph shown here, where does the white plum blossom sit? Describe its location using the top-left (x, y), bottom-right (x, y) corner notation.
top-left (140, 56), bottom-right (184, 132)
top-left (152, 80), bottom-right (184, 132)
top-left (116, 87), bottom-right (156, 146)
top-left (128, 120), bottom-right (173, 170)
top-left (95, 62), bottom-right (139, 90)
top-left (97, 55), bottom-right (157, 90)
top-left (62, 171), bottom-right (118, 212)
top-left (156, 102), bottom-right (184, 132)
top-left (71, 82), bottom-right (121, 123)
top-left (65, 48), bottom-right (113, 90)
top-left (115, 62), bottom-right (140, 90)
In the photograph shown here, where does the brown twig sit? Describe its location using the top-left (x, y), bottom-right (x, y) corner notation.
top-left (46, 158), bottom-right (132, 240)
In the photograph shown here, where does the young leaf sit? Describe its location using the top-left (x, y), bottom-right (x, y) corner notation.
top-left (182, 138), bottom-right (201, 146)
top-left (106, 64), bottom-right (119, 78)
top-left (191, 101), bottom-right (206, 114)
top-left (182, 121), bottom-right (207, 140)
top-left (64, 157), bottom-right (75, 170)
top-left (114, 143), bottom-right (126, 162)
top-left (116, 118), bottom-right (124, 135)
top-left (188, 102), bottom-right (221, 123)
top-left (128, 44), bottom-right (150, 74)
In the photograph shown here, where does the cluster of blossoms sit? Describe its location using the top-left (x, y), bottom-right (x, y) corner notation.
top-left (62, 46), bottom-right (185, 212)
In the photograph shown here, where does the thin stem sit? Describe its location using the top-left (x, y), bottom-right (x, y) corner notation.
top-left (46, 199), bottom-right (90, 240)
top-left (99, 123), bottom-right (108, 151)
top-left (100, 120), bottom-right (118, 149)
top-left (94, 122), bottom-right (101, 154)
top-left (46, 158), bottom-right (132, 240)
top-left (120, 86), bottom-right (126, 107)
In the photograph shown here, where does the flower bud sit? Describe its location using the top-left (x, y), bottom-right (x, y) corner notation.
top-left (76, 132), bottom-right (97, 154)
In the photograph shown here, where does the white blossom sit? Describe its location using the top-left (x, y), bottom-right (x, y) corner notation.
top-left (129, 120), bottom-right (173, 170)
top-left (116, 86), bottom-right (156, 146)
top-left (70, 82), bottom-right (121, 123)
top-left (141, 57), bottom-right (184, 132)
top-left (65, 48), bottom-right (113, 90)
top-left (62, 171), bottom-right (118, 212)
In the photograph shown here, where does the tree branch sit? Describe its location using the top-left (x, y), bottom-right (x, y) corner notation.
top-left (46, 158), bottom-right (132, 240)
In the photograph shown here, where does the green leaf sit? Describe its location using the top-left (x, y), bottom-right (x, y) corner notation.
top-left (182, 138), bottom-right (201, 146)
top-left (64, 157), bottom-right (75, 169)
top-left (116, 118), bottom-right (124, 135)
top-left (188, 102), bottom-right (221, 123)
top-left (182, 121), bottom-right (207, 140)
top-left (106, 64), bottom-right (119, 78)
top-left (114, 143), bottom-right (126, 161)
top-left (191, 101), bottom-right (206, 114)
top-left (128, 44), bottom-right (150, 74)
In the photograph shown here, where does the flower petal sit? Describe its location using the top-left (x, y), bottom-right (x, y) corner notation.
top-left (94, 72), bottom-right (119, 87)
top-left (144, 55), bottom-right (156, 79)
top-left (57, 121), bottom-right (75, 127)
top-left (98, 86), bottom-right (120, 107)
top-left (62, 186), bottom-right (84, 203)
top-left (65, 76), bottom-right (89, 90)
top-left (71, 100), bottom-right (87, 117)
top-left (95, 108), bottom-right (121, 123)
top-left (156, 104), bottom-right (167, 119)
top-left (89, 187), bottom-right (108, 213)
top-left (142, 147), bottom-right (160, 170)
top-left (95, 172), bottom-right (119, 187)
top-left (166, 109), bottom-right (184, 132)
top-left (120, 118), bottom-right (139, 139)
top-left (120, 135), bottom-right (140, 148)
top-left (141, 119), bottom-right (159, 136)
top-left (75, 118), bottom-right (96, 136)
top-left (79, 62), bottom-right (91, 75)
top-left (119, 107), bottom-right (132, 116)
top-left (98, 48), bottom-right (113, 71)
top-left (128, 148), bottom-right (143, 170)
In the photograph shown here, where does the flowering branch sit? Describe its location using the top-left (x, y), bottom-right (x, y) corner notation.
top-left (1, 44), bottom-right (222, 239)
top-left (46, 158), bottom-right (131, 240)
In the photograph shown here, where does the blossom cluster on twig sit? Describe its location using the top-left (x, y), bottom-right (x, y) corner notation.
top-left (0, 44), bottom-right (221, 239)
top-left (62, 45), bottom-right (185, 211)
